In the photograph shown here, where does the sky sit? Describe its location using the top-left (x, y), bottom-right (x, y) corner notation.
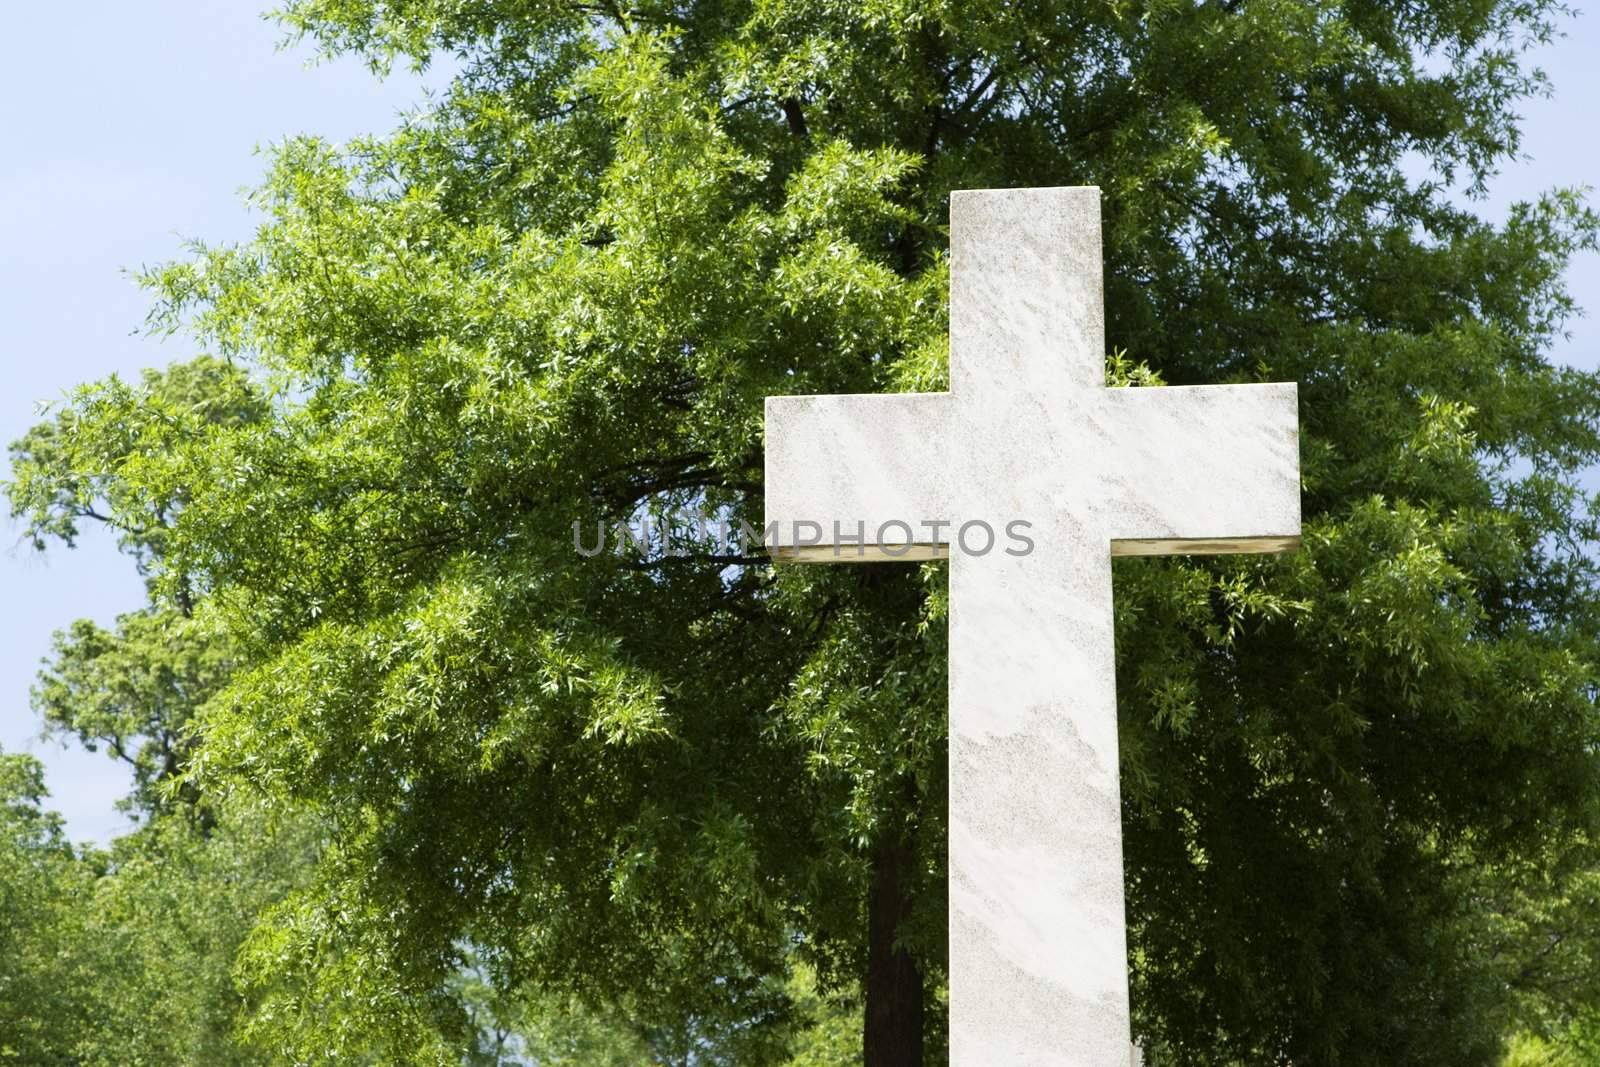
top-left (2, 6), bottom-right (1598, 845)
top-left (0, 3), bottom-right (447, 843)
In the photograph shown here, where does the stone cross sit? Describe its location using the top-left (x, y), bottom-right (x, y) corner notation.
top-left (764, 187), bottom-right (1301, 1063)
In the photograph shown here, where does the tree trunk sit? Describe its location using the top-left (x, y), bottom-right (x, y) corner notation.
top-left (864, 829), bottom-right (925, 1066)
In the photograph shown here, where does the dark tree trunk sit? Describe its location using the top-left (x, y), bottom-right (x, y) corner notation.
top-left (864, 829), bottom-right (925, 1066)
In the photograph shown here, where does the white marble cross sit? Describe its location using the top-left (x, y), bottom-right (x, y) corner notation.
top-left (764, 187), bottom-right (1301, 1063)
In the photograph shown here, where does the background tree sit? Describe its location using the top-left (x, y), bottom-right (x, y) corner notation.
top-left (27, 610), bottom-right (233, 821)
top-left (1475, 838), bottom-right (1600, 1066)
top-left (61, 802), bottom-right (316, 1067)
top-left (0, 750), bottom-right (90, 1065)
top-left (10, 0), bottom-right (1600, 1063)
top-left (6, 355), bottom-right (865, 1064)
top-left (10, 356), bottom-right (264, 822)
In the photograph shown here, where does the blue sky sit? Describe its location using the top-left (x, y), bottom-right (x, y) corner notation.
top-left (3, 6), bottom-right (1597, 845)
top-left (0, 3), bottom-right (445, 843)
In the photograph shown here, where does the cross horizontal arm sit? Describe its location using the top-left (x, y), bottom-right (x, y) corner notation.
top-left (764, 392), bottom-right (960, 562)
top-left (1100, 383), bottom-right (1301, 555)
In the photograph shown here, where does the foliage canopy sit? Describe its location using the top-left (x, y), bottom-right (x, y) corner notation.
top-left (9, 0), bottom-right (1600, 1062)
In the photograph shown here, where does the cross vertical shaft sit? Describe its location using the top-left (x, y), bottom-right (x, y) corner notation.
top-left (945, 191), bottom-right (1131, 1062)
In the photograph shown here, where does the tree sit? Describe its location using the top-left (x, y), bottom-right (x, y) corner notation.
top-left (12, 0), bottom-right (1600, 1062)
top-left (28, 609), bottom-right (235, 820)
top-left (1478, 837), bottom-right (1600, 1067)
top-left (0, 750), bottom-right (90, 1065)
top-left (61, 802), bottom-right (318, 1067)
top-left (8, 354), bottom-right (266, 576)
top-left (0, 755), bottom-right (326, 1067)
top-left (10, 356), bottom-right (264, 823)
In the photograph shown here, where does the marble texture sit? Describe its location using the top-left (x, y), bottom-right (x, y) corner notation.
top-left (764, 187), bottom-right (1301, 1063)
